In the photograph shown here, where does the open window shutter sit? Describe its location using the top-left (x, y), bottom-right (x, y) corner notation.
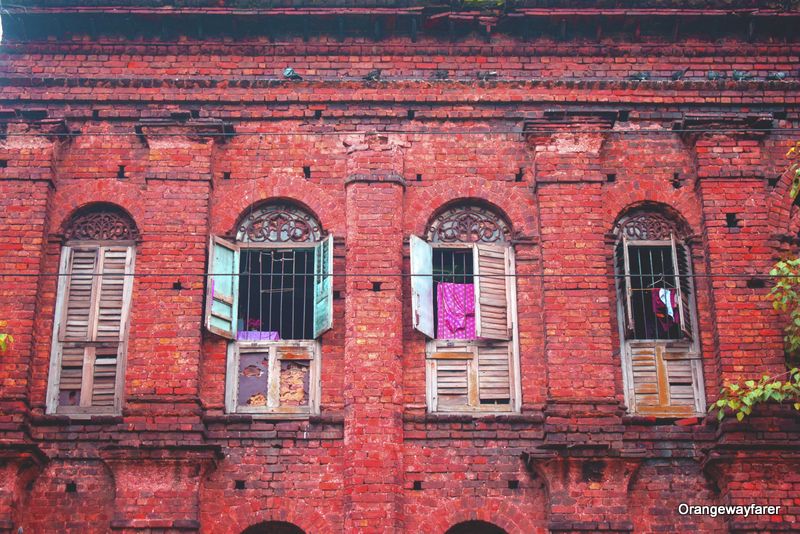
top-left (205, 236), bottom-right (240, 339)
top-left (473, 244), bottom-right (511, 341)
top-left (476, 342), bottom-right (512, 404)
top-left (410, 235), bottom-right (434, 338)
top-left (313, 234), bottom-right (334, 338)
top-left (616, 237), bottom-right (634, 337)
top-left (670, 235), bottom-right (693, 341)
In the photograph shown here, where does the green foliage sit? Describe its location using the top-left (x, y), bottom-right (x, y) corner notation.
top-left (0, 320), bottom-right (12, 353)
top-left (710, 141), bottom-right (800, 422)
top-left (461, 0), bottom-right (506, 8)
top-left (711, 370), bottom-right (800, 422)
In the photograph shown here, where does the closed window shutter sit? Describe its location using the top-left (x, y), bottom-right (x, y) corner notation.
top-left (312, 234), bottom-right (334, 338)
top-left (629, 341), bottom-right (661, 411)
top-left (473, 244), bottom-right (511, 341)
top-left (431, 349), bottom-right (473, 409)
top-left (409, 235), bottom-right (434, 338)
top-left (616, 238), bottom-right (634, 337)
top-left (628, 341), bottom-right (699, 416)
top-left (670, 237), bottom-right (694, 341)
top-left (60, 248), bottom-right (98, 341)
top-left (476, 342), bottom-right (512, 403)
top-left (205, 236), bottom-right (240, 339)
top-left (53, 245), bottom-right (134, 412)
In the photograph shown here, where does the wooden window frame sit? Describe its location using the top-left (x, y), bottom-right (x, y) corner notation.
top-left (46, 240), bottom-right (136, 417)
top-left (422, 242), bottom-right (522, 415)
top-left (225, 339), bottom-right (321, 417)
top-left (616, 235), bottom-right (706, 417)
top-left (214, 237), bottom-right (331, 418)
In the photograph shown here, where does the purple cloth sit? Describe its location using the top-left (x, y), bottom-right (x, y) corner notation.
top-left (436, 282), bottom-right (476, 340)
top-left (651, 288), bottom-right (679, 333)
top-left (237, 330), bottom-right (281, 341)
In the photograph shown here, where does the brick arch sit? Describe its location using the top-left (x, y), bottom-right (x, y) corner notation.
top-left (405, 180), bottom-right (537, 239)
top-left (204, 503), bottom-right (332, 534)
top-left (416, 497), bottom-right (544, 534)
top-left (210, 176), bottom-right (342, 239)
top-left (766, 155), bottom-right (797, 235)
top-left (60, 201), bottom-right (140, 241)
top-left (232, 198), bottom-right (324, 242)
top-left (600, 190), bottom-right (703, 240)
top-left (611, 200), bottom-right (695, 239)
top-left (48, 180), bottom-right (146, 238)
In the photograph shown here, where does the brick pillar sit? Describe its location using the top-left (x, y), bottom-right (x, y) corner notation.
top-left (533, 128), bottom-right (625, 446)
top-left (342, 134), bottom-right (406, 533)
top-left (0, 122), bottom-right (60, 440)
top-left (121, 123), bottom-right (214, 445)
top-left (528, 454), bottom-right (640, 533)
top-left (692, 131), bottom-right (784, 382)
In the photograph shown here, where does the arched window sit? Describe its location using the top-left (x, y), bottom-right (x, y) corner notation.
top-left (410, 203), bottom-right (520, 413)
top-left (241, 521), bottom-right (305, 534)
top-left (614, 210), bottom-right (705, 416)
top-left (47, 205), bottom-right (138, 415)
top-left (445, 521), bottom-right (508, 534)
top-left (204, 202), bottom-right (331, 416)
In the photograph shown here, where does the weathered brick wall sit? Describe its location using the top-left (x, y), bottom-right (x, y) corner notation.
top-left (0, 4), bottom-right (799, 533)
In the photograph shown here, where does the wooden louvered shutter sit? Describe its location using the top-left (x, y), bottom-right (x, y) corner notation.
top-left (51, 245), bottom-right (134, 413)
top-left (616, 238), bottom-right (634, 337)
top-left (476, 342), bottom-right (512, 404)
top-left (670, 236), bottom-right (694, 341)
top-left (473, 244), bottom-right (512, 341)
top-left (627, 341), bottom-right (699, 416)
top-left (430, 347), bottom-right (474, 410)
top-left (60, 247), bottom-right (98, 342)
top-left (312, 234), bottom-right (334, 338)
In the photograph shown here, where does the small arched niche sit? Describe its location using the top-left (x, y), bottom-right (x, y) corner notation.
top-left (445, 520), bottom-right (508, 534)
top-left (241, 521), bottom-right (306, 534)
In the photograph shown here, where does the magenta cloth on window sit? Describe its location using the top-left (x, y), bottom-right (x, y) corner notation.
top-left (650, 287), bottom-right (679, 333)
top-left (436, 282), bottom-right (476, 339)
top-left (237, 330), bottom-right (281, 341)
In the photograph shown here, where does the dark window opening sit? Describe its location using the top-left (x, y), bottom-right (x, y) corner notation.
top-left (480, 398), bottom-right (510, 405)
top-left (432, 248), bottom-right (475, 340)
top-left (238, 248), bottom-right (315, 341)
top-left (628, 245), bottom-right (682, 340)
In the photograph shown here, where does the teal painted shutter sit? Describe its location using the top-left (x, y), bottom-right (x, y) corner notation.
top-left (313, 234), bottom-right (334, 338)
top-left (205, 236), bottom-right (239, 339)
top-left (410, 235), bottom-right (434, 338)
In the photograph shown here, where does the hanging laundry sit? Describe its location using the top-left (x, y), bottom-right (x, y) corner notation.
top-left (651, 287), bottom-right (679, 334)
top-left (437, 282), bottom-right (476, 340)
top-left (237, 330), bottom-right (281, 341)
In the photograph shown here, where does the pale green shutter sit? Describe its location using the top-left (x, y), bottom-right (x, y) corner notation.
top-left (313, 234), bottom-right (334, 338)
top-left (205, 236), bottom-right (239, 339)
top-left (410, 235), bottom-right (434, 338)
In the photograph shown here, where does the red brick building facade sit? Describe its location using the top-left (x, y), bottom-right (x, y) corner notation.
top-left (0, 1), bottom-right (799, 532)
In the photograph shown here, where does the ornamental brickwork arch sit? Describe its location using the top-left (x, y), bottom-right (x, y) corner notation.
top-left (236, 202), bottom-right (323, 243)
top-left (62, 204), bottom-right (139, 242)
top-left (426, 203), bottom-right (512, 244)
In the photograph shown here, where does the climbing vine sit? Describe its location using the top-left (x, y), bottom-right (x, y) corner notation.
top-left (711, 140), bottom-right (800, 421)
top-left (0, 320), bottom-right (12, 353)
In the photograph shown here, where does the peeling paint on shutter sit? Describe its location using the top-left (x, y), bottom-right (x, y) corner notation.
top-left (313, 234), bottom-right (334, 338)
top-left (205, 236), bottom-right (239, 339)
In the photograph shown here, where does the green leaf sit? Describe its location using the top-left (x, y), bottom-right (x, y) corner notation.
top-left (717, 409), bottom-right (725, 421)
top-left (736, 411), bottom-right (745, 421)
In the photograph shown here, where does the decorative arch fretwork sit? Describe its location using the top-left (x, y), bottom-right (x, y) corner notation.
top-left (64, 207), bottom-right (139, 242)
top-left (615, 212), bottom-right (688, 242)
top-left (236, 203), bottom-right (322, 243)
top-left (427, 204), bottom-right (511, 244)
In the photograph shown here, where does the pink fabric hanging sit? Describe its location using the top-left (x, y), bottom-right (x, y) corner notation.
top-left (437, 282), bottom-right (476, 340)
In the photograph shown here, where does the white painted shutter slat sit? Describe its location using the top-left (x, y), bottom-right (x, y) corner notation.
top-left (95, 246), bottom-right (130, 342)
